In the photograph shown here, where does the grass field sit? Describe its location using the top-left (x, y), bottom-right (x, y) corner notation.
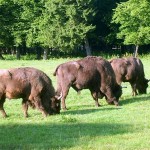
top-left (0, 55), bottom-right (150, 150)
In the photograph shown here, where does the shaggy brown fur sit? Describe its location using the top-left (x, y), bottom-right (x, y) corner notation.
top-left (110, 57), bottom-right (149, 96)
top-left (0, 67), bottom-right (60, 118)
top-left (54, 56), bottom-right (122, 110)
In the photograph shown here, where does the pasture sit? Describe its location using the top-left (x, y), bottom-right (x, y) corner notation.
top-left (0, 55), bottom-right (150, 150)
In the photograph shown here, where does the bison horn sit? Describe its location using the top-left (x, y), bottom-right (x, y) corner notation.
top-left (55, 93), bottom-right (62, 100)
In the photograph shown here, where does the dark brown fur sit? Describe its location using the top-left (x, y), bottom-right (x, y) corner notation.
top-left (0, 67), bottom-right (60, 118)
top-left (110, 57), bottom-right (149, 96)
top-left (54, 56), bottom-right (122, 110)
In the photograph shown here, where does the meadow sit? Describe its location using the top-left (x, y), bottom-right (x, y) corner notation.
top-left (0, 54), bottom-right (150, 150)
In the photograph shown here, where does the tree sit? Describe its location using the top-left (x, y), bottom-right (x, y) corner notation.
top-left (0, 0), bottom-right (34, 59)
top-left (0, 0), bottom-right (17, 48)
top-left (35, 0), bottom-right (95, 56)
top-left (112, 0), bottom-right (150, 57)
top-left (12, 0), bottom-right (45, 59)
top-left (0, 0), bottom-right (96, 58)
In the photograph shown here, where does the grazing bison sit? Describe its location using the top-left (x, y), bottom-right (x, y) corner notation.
top-left (110, 57), bottom-right (149, 96)
top-left (0, 67), bottom-right (60, 118)
top-left (53, 56), bottom-right (122, 110)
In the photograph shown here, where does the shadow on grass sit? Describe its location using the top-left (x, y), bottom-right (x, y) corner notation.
top-left (0, 121), bottom-right (133, 149)
top-left (120, 94), bottom-right (150, 106)
top-left (62, 106), bottom-right (122, 115)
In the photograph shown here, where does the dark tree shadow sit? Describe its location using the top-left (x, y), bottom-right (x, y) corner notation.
top-left (0, 122), bottom-right (134, 149)
top-left (120, 95), bottom-right (150, 106)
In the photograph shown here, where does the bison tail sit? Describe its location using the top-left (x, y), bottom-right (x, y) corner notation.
top-left (53, 71), bottom-right (56, 76)
top-left (53, 66), bottom-right (59, 76)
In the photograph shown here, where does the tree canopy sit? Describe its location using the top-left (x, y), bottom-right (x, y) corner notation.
top-left (35, 0), bottom-right (95, 52)
top-left (0, 0), bottom-right (96, 51)
top-left (112, 0), bottom-right (150, 47)
top-left (1, 0), bottom-right (150, 59)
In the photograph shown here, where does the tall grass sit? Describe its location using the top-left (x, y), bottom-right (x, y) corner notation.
top-left (0, 54), bottom-right (150, 150)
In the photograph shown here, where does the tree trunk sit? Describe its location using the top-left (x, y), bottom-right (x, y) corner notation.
top-left (36, 47), bottom-right (42, 60)
top-left (43, 48), bottom-right (49, 60)
top-left (0, 53), bottom-right (5, 60)
top-left (133, 45), bottom-right (139, 57)
top-left (84, 38), bottom-right (92, 56)
top-left (16, 47), bottom-right (20, 60)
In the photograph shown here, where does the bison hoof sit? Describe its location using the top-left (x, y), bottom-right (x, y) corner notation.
top-left (43, 113), bottom-right (49, 117)
top-left (96, 104), bottom-right (101, 107)
top-left (114, 102), bottom-right (119, 106)
top-left (62, 108), bottom-right (68, 111)
top-left (2, 115), bottom-right (8, 118)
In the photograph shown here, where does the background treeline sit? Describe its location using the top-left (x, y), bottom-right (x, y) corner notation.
top-left (0, 0), bottom-right (150, 60)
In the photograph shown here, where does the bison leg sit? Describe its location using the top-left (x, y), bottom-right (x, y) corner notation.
top-left (130, 83), bottom-right (138, 96)
top-left (56, 79), bottom-right (70, 110)
top-left (90, 91), bottom-right (100, 107)
top-left (22, 99), bottom-right (29, 118)
top-left (61, 86), bottom-right (70, 111)
top-left (102, 88), bottom-right (119, 106)
top-left (33, 96), bottom-right (48, 117)
top-left (55, 82), bottom-right (68, 110)
top-left (0, 97), bottom-right (7, 118)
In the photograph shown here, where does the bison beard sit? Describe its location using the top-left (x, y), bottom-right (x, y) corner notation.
top-left (0, 67), bottom-right (60, 118)
top-left (110, 57), bottom-right (149, 96)
top-left (54, 56), bottom-right (122, 110)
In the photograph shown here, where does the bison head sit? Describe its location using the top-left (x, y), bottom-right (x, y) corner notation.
top-left (114, 84), bottom-right (122, 101)
top-left (104, 84), bottom-right (122, 106)
top-left (50, 96), bottom-right (61, 114)
top-left (137, 78), bottom-right (149, 94)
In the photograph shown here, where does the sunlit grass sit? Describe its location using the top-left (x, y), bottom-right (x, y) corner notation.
top-left (0, 54), bottom-right (150, 150)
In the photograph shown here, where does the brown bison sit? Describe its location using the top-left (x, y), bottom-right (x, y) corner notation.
top-left (0, 67), bottom-right (60, 118)
top-left (110, 57), bottom-right (149, 96)
top-left (53, 56), bottom-right (122, 110)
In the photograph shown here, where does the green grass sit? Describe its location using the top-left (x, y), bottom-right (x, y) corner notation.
top-left (0, 55), bottom-right (150, 150)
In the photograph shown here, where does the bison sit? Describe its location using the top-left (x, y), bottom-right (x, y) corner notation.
top-left (0, 67), bottom-right (60, 118)
top-left (53, 56), bottom-right (122, 110)
top-left (110, 57), bottom-right (149, 96)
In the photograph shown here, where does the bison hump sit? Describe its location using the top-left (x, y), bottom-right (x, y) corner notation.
top-left (0, 69), bottom-right (12, 79)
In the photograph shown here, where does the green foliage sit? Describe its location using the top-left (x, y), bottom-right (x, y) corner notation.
top-left (3, 54), bottom-right (37, 60)
top-left (1, 0), bottom-right (150, 56)
top-left (35, 0), bottom-right (95, 51)
top-left (12, 0), bottom-right (43, 47)
top-left (112, 0), bottom-right (150, 46)
top-left (0, 0), bottom-right (95, 51)
top-left (0, 0), bottom-right (17, 47)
